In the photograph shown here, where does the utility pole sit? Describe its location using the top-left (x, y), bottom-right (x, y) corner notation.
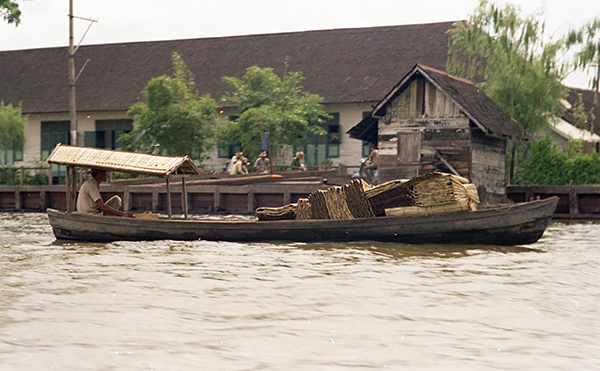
top-left (69, 0), bottom-right (76, 146)
top-left (68, 0), bottom-right (97, 147)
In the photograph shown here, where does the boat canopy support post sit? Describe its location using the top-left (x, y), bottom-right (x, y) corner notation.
top-left (182, 176), bottom-right (188, 220)
top-left (66, 165), bottom-right (77, 213)
top-left (166, 176), bottom-right (172, 219)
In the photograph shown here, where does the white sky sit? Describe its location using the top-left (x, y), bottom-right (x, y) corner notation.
top-left (1, 0), bottom-right (599, 89)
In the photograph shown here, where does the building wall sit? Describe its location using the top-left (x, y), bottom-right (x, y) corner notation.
top-left (377, 76), bottom-right (471, 181)
top-left (470, 130), bottom-right (507, 201)
top-left (17, 103), bottom-right (373, 173)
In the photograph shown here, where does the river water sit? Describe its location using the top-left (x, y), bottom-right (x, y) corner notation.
top-left (0, 212), bottom-right (599, 370)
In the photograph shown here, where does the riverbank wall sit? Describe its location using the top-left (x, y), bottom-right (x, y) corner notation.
top-left (2, 181), bottom-right (600, 220)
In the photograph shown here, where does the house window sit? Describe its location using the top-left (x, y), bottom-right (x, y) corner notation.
top-left (0, 140), bottom-right (23, 165)
top-left (302, 113), bottom-right (341, 165)
top-left (41, 121), bottom-right (70, 160)
top-left (85, 119), bottom-right (133, 150)
top-left (218, 144), bottom-right (242, 159)
top-left (41, 121), bottom-right (70, 180)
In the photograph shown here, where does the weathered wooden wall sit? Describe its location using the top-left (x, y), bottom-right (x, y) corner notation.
top-left (470, 130), bottom-right (507, 199)
top-left (377, 77), bottom-right (473, 182)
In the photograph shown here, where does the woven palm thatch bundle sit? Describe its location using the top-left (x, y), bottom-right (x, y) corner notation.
top-left (408, 172), bottom-right (479, 210)
top-left (322, 186), bottom-right (354, 220)
top-left (344, 179), bottom-right (376, 219)
top-left (295, 198), bottom-right (312, 220)
top-left (256, 204), bottom-right (296, 221)
top-left (308, 190), bottom-right (330, 219)
top-left (385, 198), bottom-right (471, 217)
top-left (364, 179), bottom-right (412, 216)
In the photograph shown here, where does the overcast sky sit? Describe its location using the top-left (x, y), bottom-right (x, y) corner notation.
top-left (1, 0), bottom-right (599, 88)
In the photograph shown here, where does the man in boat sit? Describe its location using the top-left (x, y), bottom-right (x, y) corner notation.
top-left (76, 169), bottom-right (134, 217)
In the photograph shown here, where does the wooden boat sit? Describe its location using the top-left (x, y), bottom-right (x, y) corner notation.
top-left (44, 145), bottom-right (558, 246)
top-left (47, 197), bottom-right (558, 245)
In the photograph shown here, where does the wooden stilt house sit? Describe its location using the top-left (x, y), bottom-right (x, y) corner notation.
top-left (348, 64), bottom-right (530, 203)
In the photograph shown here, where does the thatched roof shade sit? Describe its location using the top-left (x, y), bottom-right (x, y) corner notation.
top-left (47, 144), bottom-right (201, 176)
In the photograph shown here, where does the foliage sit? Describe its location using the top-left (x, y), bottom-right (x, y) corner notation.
top-left (565, 18), bottom-right (600, 92)
top-left (124, 53), bottom-right (219, 161)
top-left (0, 101), bottom-right (26, 151)
top-left (218, 65), bottom-right (330, 163)
top-left (516, 137), bottom-right (600, 185)
top-left (447, 0), bottom-right (567, 135)
top-left (0, 166), bottom-right (48, 185)
top-left (0, 0), bottom-right (20, 26)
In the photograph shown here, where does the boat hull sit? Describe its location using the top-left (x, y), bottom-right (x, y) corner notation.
top-left (47, 197), bottom-right (558, 245)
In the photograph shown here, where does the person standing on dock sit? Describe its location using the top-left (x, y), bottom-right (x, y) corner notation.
top-left (291, 152), bottom-right (306, 171)
top-left (228, 152), bottom-right (244, 173)
top-left (229, 157), bottom-right (249, 175)
top-left (364, 145), bottom-right (379, 183)
top-left (253, 151), bottom-right (270, 173)
top-left (76, 169), bottom-right (134, 217)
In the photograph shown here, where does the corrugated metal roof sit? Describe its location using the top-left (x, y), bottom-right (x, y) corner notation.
top-left (46, 144), bottom-right (201, 176)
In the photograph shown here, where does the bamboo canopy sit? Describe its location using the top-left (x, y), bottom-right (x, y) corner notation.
top-left (47, 144), bottom-right (202, 176)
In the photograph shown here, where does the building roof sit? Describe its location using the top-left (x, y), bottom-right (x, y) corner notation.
top-left (0, 22), bottom-right (453, 114)
top-left (563, 87), bottom-right (600, 137)
top-left (47, 144), bottom-right (201, 176)
top-left (349, 64), bottom-right (530, 141)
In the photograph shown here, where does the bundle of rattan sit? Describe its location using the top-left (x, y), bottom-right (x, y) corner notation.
top-left (344, 179), bottom-right (375, 219)
top-left (308, 190), bottom-right (330, 219)
top-left (385, 198), bottom-right (471, 217)
top-left (408, 172), bottom-right (479, 210)
top-left (295, 198), bottom-right (312, 220)
top-left (322, 186), bottom-right (354, 220)
top-left (256, 204), bottom-right (296, 221)
top-left (364, 179), bottom-right (412, 216)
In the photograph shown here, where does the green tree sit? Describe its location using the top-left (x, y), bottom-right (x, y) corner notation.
top-left (447, 0), bottom-right (568, 181)
top-left (124, 53), bottom-right (218, 161)
top-left (1, 0), bottom-right (21, 25)
top-left (565, 19), bottom-right (600, 132)
top-left (219, 65), bottom-right (330, 164)
top-left (0, 101), bottom-right (26, 154)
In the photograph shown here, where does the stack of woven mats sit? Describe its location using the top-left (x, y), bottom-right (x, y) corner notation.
top-left (384, 172), bottom-right (479, 217)
top-left (255, 179), bottom-right (374, 221)
top-left (255, 172), bottom-right (480, 221)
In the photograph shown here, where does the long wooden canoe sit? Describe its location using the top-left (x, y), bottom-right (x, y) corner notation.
top-left (47, 197), bottom-right (558, 246)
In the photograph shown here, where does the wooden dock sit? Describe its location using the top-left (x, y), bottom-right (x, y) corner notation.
top-left (2, 181), bottom-right (600, 220)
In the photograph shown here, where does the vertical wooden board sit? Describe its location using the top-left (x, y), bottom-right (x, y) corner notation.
top-left (22, 192), bottom-right (41, 209)
top-left (254, 193), bottom-right (285, 208)
top-left (579, 194), bottom-right (600, 214)
top-left (130, 193), bottom-right (153, 212)
top-left (397, 132), bottom-right (422, 164)
top-left (426, 81), bottom-right (436, 116)
top-left (222, 194), bottom-right (248, 213)
top-left (158, 193), bottom-right (182, 211)
top-left (189, 193), bottom-right (214, 211)
top-left (409, 80), bottom-right (418, 118)
top-left (0, 192), bottom-right (15, 209)
top-left (48, 192), bottom-right (66, 210)
top-left (416, 78), bottom-right (425, 117)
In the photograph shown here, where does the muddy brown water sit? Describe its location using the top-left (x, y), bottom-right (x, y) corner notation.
top-left (1, 212), bottom-right (599, 370)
